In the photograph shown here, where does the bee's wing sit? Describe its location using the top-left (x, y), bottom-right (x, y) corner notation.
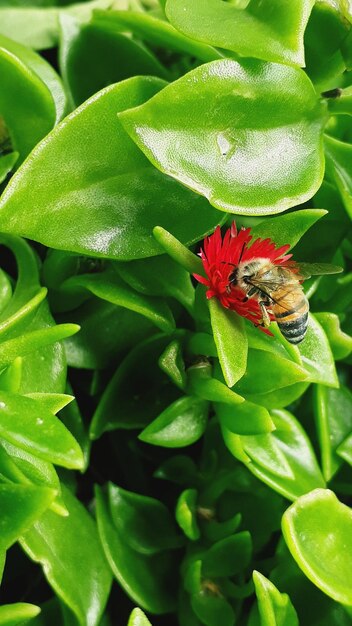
top-left (296, 262), bottom-right (343, 279)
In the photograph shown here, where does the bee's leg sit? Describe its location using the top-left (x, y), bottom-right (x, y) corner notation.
top-left (259, 301), bottom-right (271, 328)
top-left (241, 287), bottom-right (257, 303)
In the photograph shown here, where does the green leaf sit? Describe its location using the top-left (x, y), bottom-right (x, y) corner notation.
top-left (62, 299), bottom-right (155, 370)
top-left (222, 409), bottom-right (325, 500)
top-left (165, 0), bottom-right (313, 65)
top-left (0, 391), bottom-right (84, 469)
top-left (21, 485), bottom-right (112, 626)
top-left (61, 271), bottom-right (175, 333)
top-left (175, 488), bottom-right (200, 541)
top-left (93, 9), bottom-right (223, 63)
top-left (234, 349), bottom-right (308, 396)
top-left (208, 299), bottom-right (247, 388)
top-left (215, 400), bottom-right (276, 435)
top-left (116, 253), bottom-right (195, 313)
top-left (0, 323), bottom-right (79, 370)
top-left (201, 532), bottom-right (252, 578)
top-left (159, 339), bottom-right (187, 390)
top-left (0, 36), bottom-right (58, 163)
top-left (107, 483), bottom-right (182, 555)
top-left (0, 439), bottom-right (66, 516)
top-left (0, 603), bottom-right (41, 626)
top-left (314, 312), bottom-right (352, 360)
top-left (90, 334), bottom-right (181, 438)
top-left (128, 609), bottom-right (152, 626)
top-left (314, 384), bottom-right (352, 481)
top-left (0, 34), bottom-right (66, 124)
top-left (59, 14), bottom-right (168, 108)
top-left (95, 485), bottom-right (177, 615)
top-left (298, 314), bottom-right (338, 387)
top-left (0, 152), bottom-right (18, 184)
top-left (0, 77), bottom-right (220, 259)
top-left (139, 395), bottom-right (208, 448)
top-left (188, 361), bottom-right (244, 406)
top-left (250, 209), bottom-right (327, 250)
top-left (304, 1), bottom-right (347, 90)
top-left (282, 489), bottom-right (352, 605)
top-left (0, 483), bottom-right (55, 551)
top-left (324, 134), bottom-right (352, 219)
top-left (252, 570), bottom-right (299, 626)
top-left (0, 0), bottom-right (111, 50)
top-left (152, 226), bottom-right (204, 275)
top-left (119, 58), bottom-right (327, 215)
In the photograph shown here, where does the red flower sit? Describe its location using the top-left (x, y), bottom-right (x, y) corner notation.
top-left (194, 222), bottom-right (292, 332)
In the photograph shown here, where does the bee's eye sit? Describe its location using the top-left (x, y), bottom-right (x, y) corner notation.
top-left (243, 276), bottom-right (250, 284)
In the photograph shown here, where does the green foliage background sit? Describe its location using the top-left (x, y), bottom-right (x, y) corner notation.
top-left (0, 0), bottom-right (351, 625)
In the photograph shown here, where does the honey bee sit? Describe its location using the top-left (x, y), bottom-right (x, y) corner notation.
top-left (228, 259), bottom-right (342, 344)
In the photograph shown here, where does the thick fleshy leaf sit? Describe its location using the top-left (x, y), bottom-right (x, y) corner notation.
top-left (90, 334), bottom-right (181, 438)
top-left (59, 14), bottom-right (167, 107)
top-left (0, 603), bottom-right (41, 626)
top-left (93, 9), bottom-right (223, 63)
top-left (201, 532), bottom-right (252, 578)
top-left (0, 37), bottom-right (57, 163)
top-left (165, 0), bottom-right (313, 65)
top-left (139, 396), bottom-right (208, 447)
top-left (159, 339), bottom-right (187, 390)
top-left (115, 254), bottom-right (195, 313)
top-left (0, 152), bottom-right (18, 184)
top-left (298, 314), bottom-right (338, 387)
top-left (324, 134), bottom-right (352, 218)
top-left (107, 483), bottom-right (183, 555)
top-left (215, 400), bottom-right (275, 436)
top-left (0, 483), bottom-right (55, 551)
top-left (0, 0), bottom-right (111, 50)
top-left (95, 485), bottom-right (177, 614)
top-left (208, 299), bottom-right (247, 388)
top-left (0, 34), bottom-right (66, 124)
top-left (128, 609), bottom-right (152, 626)
top-left (304, 0), bottom-right (347, 90)
top-left (61, 271), bottom-right (175, 333)
top-left (152, 226), bottom-right (204, 275)
top-left (0, 77), bottom-right (220, 259)
top-left (314, 384), bottom-right (352, 481)
top-left (234, 349), bottom-right (308, 396)
top-left (0, 439), bottom-right (66, 516)
top-left (0, 391), bottom-right (84, 469)
top-left (0, 324), bottom-right (79, 370)
top-left (314, 312), bottom-right (352, 360)
top-left (175, 488), bottom-right (200, 541)
top-left (188, 362), bottom-right (244, 406)
top-left (252, 570), bottom-right (299, 626)
top-left (282, 489), bottom-right (352, 605)
top-left (250, 209), bottom-right (327, 250)
top-left (62, 299), bottom-right (155, 370)
top-left (20, 485), bottom-right (112, 626)
top-left (119, 59), bottom-right (327, 214)
top-left (222, 409), bottom-right (325, 500)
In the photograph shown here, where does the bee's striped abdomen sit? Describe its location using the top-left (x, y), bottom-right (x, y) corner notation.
top-left (273, 293), bottom-right (309, 345)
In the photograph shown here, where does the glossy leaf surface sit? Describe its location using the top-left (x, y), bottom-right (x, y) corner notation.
top-left (0, 483), bottom-right (55, 551)
top-left (21, 485), bottom-right (112, 626)
top-left (282, 489), bottom-right (352, 605)
top-left (222, 409), bottom-right (325, 500)
top-left (209, 299), bottom-right (247, 388)
top-left (0, 603), bottom-right (41, 626)
top-left (252, 570), bottom-right (299, 626)
top-left (165, 0), bottom-right (313, 65)
top-left (0, 77), bottom-right (220, 259)
top-left (0, 391), bottom-right (84, 469)
top-left (119, 59), bottom-right (326, 214)
top-left (139, 395), bottom-right (208, 448)
top-left (95, 485), bottom-right (177, 614)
